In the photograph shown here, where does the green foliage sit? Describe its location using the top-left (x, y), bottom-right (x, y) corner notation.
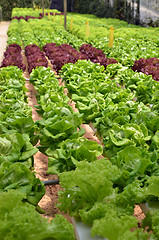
top-left (88, 0), bottom-right (113, 18)
top-left (74, 0), bottom-right (135, 24)
top-left (37, 111), bottom-right (84, 154)
top-left (0, 132), bottom-right (37, 166)
top-left (1, 0), bottom-right (32, 20)
top-left (0, 190), bottom-right (75, 240)
top-left (91, 215), bottom-right (138, 240)
top-left (32, 0), bottom-right (51, 9)
top-left (74, 0), bottom-right (114, 18)
top-left (58, 158), bottom-right (154, 239)
top-left (114, 0), bottom-right (126, 20)
top-left (142, 209), bottom-right (159, 239)
top-left (0, 161), bottom-right (44, 205)
top-left (0, 64), bottom-right (75, 240)
top-left (47, 137), bottom-right (103, 174)
top-left (92, 217), bottom-right (148, 240)
top-left (58, 159), bottom-right (120, 214)
top-left (0, 66), bottom-right (37, 145)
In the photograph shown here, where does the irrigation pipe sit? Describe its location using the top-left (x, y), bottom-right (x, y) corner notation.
top-left (43, 179), bottom-right (60, 185)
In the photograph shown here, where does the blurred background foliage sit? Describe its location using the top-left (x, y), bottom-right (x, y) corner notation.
top-left (1, 0), bottom-right (158, 26)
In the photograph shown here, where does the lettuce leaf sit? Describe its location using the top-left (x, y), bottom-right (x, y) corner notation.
top-left (0, 132), bottom-right (38, 167)
top-left (58, 159), bottom-right (120, 214)
top-left (0, 190), bottom-right (75, 240)
top-left (47, 137), bottom-right (103, 174)
top-left (91, 215), bottom-right (138, 240)
top-left (0, 162), bottom-right (45, 205)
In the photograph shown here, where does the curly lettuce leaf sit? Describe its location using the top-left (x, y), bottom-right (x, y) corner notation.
top-left (58, 159), bottom-right (120, 214)
top-left (0, 190), bottom-right (75, 240)
top-left (91, 215), bottom-right (138, 240)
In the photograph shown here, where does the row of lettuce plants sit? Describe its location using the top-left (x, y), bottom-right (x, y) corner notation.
top-left (11, 8), bottom-right (61, 18)
top-left (0, 66), bottom-right (37, 169)
top-left (3, 41), bottom-right (159, 83)
top-left (61, 60), bottom-right (159, 149)
top-left (6, 15), bottom-right (159, 81)
top-left (65, 13), bottom-right (159, 67)
top-left (0, 66), bottom-right (75, 240)
top-left (3, 8), bottom-right (159, 239)
top-left (29, 66), bottom-right (102, 174)
top-left (6, 19), bottom-right (119, 74)
top-left (21, 63), bottom-right (159, 239)
top-left (25, 44), bottom-right (48, 73)
top-left (8, 9), bottom-right (159, 61)
top-left (7, 19), bottom-right (83, 49)
top-left (42, 42), bottom-right (117, 73)
top-left (132, 58), bottom-right (159, 82)
top-left (11, 12), bottom-right (63, 21)
top-left (43, 42), bottom-right (87, 73)
top-left (0, 43), bottom-right (25, 70)
top-left (27, 12), bottom-right (158, 67)
top-left (7, 21), bottom-right (23, 46)
top-left (2, 53), bottom-right (159, 239)
top-left (52, 60), bottom-right (159, 239)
